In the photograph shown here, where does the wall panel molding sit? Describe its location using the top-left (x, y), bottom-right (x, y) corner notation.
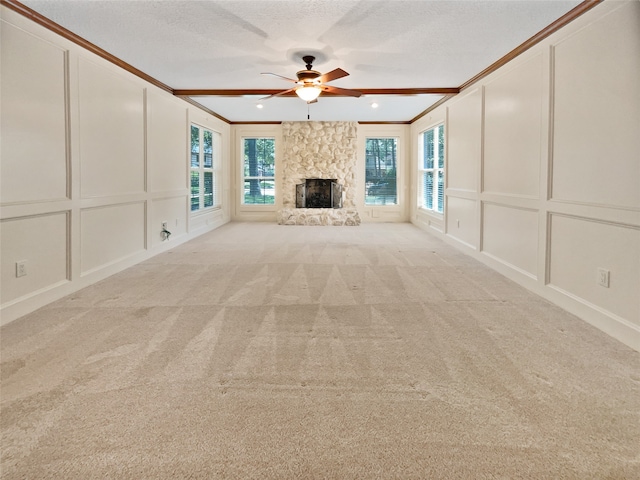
top-left (412, 1), bottom-right (639, 350)
top-left (550, 0), bottom-right (640, 210)
top-left (79, 201), bottom-right (146, 276)
top-left (0, 211), bottom-right (70, 304)
top-left (445, 188), bottom-right (477, 199)
top-left (1, 19), bottom-right (69, 205)
top-left (483, 52), bottom-right (544, 199)
top-left (482, 202), bottom-right (539, 276)
top-left (78, 57), bottom-right (146, 199)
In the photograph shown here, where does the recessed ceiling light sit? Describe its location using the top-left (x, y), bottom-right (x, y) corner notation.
top-left (256, 103), bottom-right (264, 109)
top-left (371, 102), bottom-right (379, 109)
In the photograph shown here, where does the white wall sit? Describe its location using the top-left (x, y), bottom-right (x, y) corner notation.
top-left (0, 6), bottom-right (231, 324)
top-left (411, 0), bottom-right (640, 351)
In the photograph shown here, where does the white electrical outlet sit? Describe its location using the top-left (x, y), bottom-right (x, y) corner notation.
top-left (16, 260), bottom-right (27, 277)
top-left (597, 268), bottom-right (610, 288)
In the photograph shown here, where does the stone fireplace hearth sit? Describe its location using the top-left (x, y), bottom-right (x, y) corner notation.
top-left (277, 208), bottom-right (360, 226)
top-left (278, 121), bottom-right (361, 226)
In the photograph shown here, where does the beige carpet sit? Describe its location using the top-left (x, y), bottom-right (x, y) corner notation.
top-left (1, 222), bottom-right (639, 479)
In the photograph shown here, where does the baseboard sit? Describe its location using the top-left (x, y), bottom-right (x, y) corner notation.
top-left (412, 219), bottom-right (640, 353)
top-left (545, 285), bottom-right (640, 352)
top-left (0, 220), bottom-right (229, 327)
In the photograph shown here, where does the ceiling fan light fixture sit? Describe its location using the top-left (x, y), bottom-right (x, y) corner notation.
top-left (261, 56), bottom-right (360, 107)
top-left (296, 85), bottom-right (321, 102)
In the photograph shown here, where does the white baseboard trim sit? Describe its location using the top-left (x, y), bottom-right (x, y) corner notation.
top-left (545, 284), bottom-right (640, 352)
top-left (0, 220), bottom-right (229, 327)
top-left (412, 219), bottom-right (640, 353)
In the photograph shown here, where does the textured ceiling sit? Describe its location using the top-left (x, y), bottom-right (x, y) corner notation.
top-left (19, 0), bottom-right (584, 122)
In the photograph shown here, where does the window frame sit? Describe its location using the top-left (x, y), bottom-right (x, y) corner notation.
top-left (240, 136), bottom-right (276, 206)
top-left (364, 136), bottom-right (399, 206)
top-left (190, 123), bottom-right (221, 213)
top-left (418, 123), bottom-right (445, 215)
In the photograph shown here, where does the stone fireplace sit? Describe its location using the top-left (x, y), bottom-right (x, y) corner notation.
top-left (277, 121), bottom-right (361, 226)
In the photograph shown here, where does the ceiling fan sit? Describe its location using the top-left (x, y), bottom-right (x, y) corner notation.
top-left (261, 55), bottom-right (362, 103)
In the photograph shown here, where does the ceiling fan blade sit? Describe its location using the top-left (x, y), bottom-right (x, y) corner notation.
top-left (259, 87), bottom-right (297, 101)
top-left (261, 72), bottom-right (297, 83)
top-left (318, 68), bottom-right (349, 84)
top-left (321, 85), bottom-right (362, 97)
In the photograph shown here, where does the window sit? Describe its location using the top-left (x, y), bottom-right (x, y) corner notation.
top-left (242, 137), bottom-right (275, 205)
top-left (365, 137), bottom-right (397, 205)
top-left (191, 125), bottom-right (220, 212)
top-left (419, 124), bottom-right (444, 213)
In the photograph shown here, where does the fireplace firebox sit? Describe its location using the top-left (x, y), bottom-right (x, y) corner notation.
top-left (296, 179), bottom-right (343, 208)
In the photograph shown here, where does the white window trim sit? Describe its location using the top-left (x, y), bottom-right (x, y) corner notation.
top-left (239, 135), bottom-right (277, 209)
top-left (418, 123), bottom-right (445, 215)
top-left (364, 136), bottom-right (400, 207)
top-left (190, 123), bottom-right (221, 215)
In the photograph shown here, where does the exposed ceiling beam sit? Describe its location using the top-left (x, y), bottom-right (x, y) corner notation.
top-left (173, 88), bottom-right (460, 97)
top-left (2, 0), bottom-right (605, 124)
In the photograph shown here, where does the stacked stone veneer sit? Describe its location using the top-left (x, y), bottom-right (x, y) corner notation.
top-left (277, 208), bottom-right (360, 226)
top-left (279, 121), bottom-right (360, 226)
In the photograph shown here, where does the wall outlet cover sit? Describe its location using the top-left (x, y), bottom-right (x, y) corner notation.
top-left (16, 260), bottom-right (27, 277)
top-left (597, 268), bottom-right (610, 288)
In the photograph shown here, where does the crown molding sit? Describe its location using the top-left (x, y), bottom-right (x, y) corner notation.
top-left (2, 0), bottom-right (604, 124)
top-left (1, 0), bottom-right (174, 94)
top-left (457, 0), bottom-right (604, 92)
